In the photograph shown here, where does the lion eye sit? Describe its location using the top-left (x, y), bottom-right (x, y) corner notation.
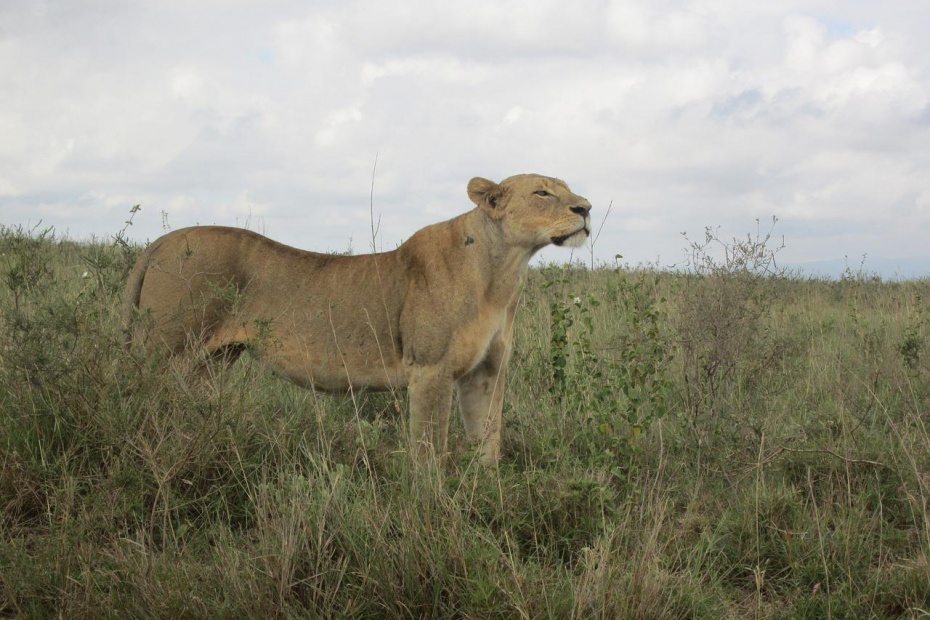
top-left (534, 190), bottom-right (552, 197)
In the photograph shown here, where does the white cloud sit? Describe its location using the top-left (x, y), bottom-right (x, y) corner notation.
top-left (0, 1), bottom-right (929, 276)
top-left (606, 1), bottom-right (715, 52)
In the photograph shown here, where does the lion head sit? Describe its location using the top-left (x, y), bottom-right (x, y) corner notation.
top-left (466, 173), bottom-right (592, 251)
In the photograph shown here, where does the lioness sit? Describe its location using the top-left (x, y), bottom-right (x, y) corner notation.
top-left (123, 173), bottom-right (591, 464)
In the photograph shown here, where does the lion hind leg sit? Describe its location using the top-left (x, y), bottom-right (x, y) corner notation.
top-left (193, 323), bottom-right (253, 380)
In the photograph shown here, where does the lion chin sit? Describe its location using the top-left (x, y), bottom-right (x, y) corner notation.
top-left (552, 226), bottom-right (591, 248)
top-left (123, 173), bottom-right (592, 466)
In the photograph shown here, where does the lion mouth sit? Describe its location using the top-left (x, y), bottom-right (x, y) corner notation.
top-left (551, 226), bottom-right (591, 247)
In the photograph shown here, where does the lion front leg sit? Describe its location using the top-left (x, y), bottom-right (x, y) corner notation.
top-left (457, 362), bottom-right (506, 465)
top-left (406, 364), bottom-right (455, 463)
top-left (458, 319), bottom-right (515, 466)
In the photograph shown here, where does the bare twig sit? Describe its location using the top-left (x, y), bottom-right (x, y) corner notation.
top-left (588, 199), bottom-right (613, 270)
top-left (369, 153), bottom-right (381, 254)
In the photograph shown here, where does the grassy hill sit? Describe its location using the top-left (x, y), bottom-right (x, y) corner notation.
top-left (1, 223), bottom-right (928, 618)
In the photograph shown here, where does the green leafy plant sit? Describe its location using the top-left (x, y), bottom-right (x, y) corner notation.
top-left (544, 266), bottom-right (673, 467)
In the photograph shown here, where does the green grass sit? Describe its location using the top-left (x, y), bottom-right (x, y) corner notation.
top-left (1, 223), bottom-right (929, 618)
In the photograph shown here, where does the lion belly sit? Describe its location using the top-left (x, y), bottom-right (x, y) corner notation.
top-left (261, 340), bottom-right (408, 393)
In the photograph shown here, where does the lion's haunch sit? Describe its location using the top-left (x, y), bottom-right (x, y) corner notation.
top-left (123, 173), bottom-right (592, 464)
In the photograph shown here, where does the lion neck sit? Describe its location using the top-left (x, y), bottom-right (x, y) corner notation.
top-left (459, 209), bottom-right (534, 301)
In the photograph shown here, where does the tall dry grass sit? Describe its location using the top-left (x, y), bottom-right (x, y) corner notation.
top-left (1, 222), bottom-right (928, 618)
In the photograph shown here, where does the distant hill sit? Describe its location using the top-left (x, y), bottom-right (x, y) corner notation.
top-left (788, 256), bottom-right (930, 280)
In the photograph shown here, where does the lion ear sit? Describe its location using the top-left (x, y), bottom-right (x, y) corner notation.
top-left (467, 177), bottom-right (503, 212)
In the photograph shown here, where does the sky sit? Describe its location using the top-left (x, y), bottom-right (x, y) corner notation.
top-left (1, 0), bottom-right (929, 277)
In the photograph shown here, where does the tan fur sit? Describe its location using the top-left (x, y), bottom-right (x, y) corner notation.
top-left (123, 173), bottom-right (592, 464)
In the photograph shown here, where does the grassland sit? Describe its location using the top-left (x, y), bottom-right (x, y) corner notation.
top-left (1, 223), bottom-right (929, 618)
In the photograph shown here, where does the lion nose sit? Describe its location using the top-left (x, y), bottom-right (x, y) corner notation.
top-left (570, 203), bottom-right (591, 217)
